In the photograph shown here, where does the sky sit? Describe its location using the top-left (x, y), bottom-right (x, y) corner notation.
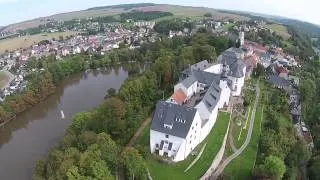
top-left (0, 0), bottom-right (319, 26)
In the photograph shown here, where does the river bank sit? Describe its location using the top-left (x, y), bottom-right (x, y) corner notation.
top-left (0, 68), bottom-right (128, 180)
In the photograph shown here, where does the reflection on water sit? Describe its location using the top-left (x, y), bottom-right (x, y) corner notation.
top-left (0, 67), bottom-right (128, 180)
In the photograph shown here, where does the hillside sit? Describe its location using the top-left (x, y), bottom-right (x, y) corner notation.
top-left (273, 18), bottom-right (320, 37)
top-left (217, 9), bottom-right (320, 37)
top-left (1, 3), bottom-right (249, 32)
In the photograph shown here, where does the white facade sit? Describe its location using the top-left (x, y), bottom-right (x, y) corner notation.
top-left (219, 80), bottom-right (231, 108)
top-left (239, 32), bottom-right (245, 46)
top-left (204, 63), bottom-right (246, 97)
top-left (174, 81), bottom-right (197, 99)
top-left (204, 64), bottom-right (222, 74)
top-left (150, 112), bottom-right (202, 162)
top-left (228, 66), bottom-right (246, 96)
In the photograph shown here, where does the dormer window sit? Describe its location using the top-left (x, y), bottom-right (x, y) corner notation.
top-left (164, 124), bottom-right (173, 129)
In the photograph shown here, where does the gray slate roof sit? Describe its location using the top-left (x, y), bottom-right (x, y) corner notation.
top-left (201, 83), bottom-right (221, 112)
top-left (269, 75), bottom-right (291, 87)
top-left (151, 101), bottom-right (197, 138)
top-left (192, 70), bottom-right (220, 85)
top-left (220, 52), bottom-right (237, 65)
top-left (227, 47), bottom-right (244, 56)
top-left (181, 75), bottom-right (197, 89)
top-left (227, 61), bottom-right (245, 78)
top-left (216, 48), bottom-right (246, 78)
top-left (182, 60), bottom-right (209, 76)
top-left (180, 69), bottom-right (220, 88)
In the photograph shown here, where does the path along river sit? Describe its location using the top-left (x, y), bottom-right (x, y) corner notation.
top-left (0, 67), bottom-right (128, 180)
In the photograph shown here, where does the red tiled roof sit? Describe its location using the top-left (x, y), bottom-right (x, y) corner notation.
top-left (244, 54), bottom-right (258, 68)
top-left (244, 41), bottom-right (267, 53)
top-left (276, 66), bottom-right (288, 74)
top-left (173, 89), bottom-right (187, 105)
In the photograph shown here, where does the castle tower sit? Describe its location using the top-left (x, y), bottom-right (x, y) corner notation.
top-left (239, 31), bottom-right (244, 46)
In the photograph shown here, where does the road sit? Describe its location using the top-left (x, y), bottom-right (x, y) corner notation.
top-left (211, 80), bottom-right (260, 179)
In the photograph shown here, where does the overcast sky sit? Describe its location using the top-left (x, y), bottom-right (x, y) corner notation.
top-left (0, 0), bottom-right (318, 26)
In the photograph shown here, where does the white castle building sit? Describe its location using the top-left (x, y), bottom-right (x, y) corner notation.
top-left (150, 48), bottom-right (246, 162)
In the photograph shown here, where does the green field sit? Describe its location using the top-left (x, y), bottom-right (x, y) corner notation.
top-left (143, 112), bottom-right (230, 180)
top-left (235, 105), bottom-right (253, 148)
top-left (266, 23), bottom-right (291, 40)
top-left (224, 105), bottom-right (263, 179)
top-left (0, 31), bottom-right (78, 53)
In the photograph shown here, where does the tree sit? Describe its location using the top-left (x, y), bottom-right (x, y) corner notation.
top-left (78, 131), bottom-right (97, 151)
top-left (0, 106), bottom-right (9, 123)
top-left (66, 166), bottom-right (84, 180)
top-left (121, 147), bottom-right (147, 180)
top-left (105, 88), bottom-right (116, 98)
top-left (253, 63), bottom-right (265, 77)
top-left (33, 160), bottom-right (46, 180)
top-left (204, 13), bottom-right (213, 17)
top-left (96, 133), bottom-right (119, 171)
top-left (197, 27), bottom-right (208, 33)
top-left (71, 112), bottom-right (92, 134)
top-left (308, 155), bottom-right (320, 180)
top-left (259, 155), bottom-right (286, 180)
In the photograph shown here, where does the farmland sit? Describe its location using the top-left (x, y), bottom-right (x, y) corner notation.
top-left (0, 31), bottom-right (78, 53)
top-left (265, 23), bottom-right (291, 40)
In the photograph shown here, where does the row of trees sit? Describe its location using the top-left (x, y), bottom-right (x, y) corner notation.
top-left (120, 11), bottom-right (173, 22)
top-left (245, 28), bottom-right (283, 46)
top-left (282, 27), bottom-right (315, 60)
top-left (254, 86), bottom-right (310, 179)
top-left (299, 60), bottom-right (320, 180)
top-left (32, 31), bottom-right (235, 179)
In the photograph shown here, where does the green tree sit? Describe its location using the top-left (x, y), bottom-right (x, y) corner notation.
top-left (96, 133), bottom-right (119, 171)
top-left (121, 147), bottom-right (147, 180)
top-left (71, 112), bottom-right (92, 134)
top-left (204, 13), bottom-right (213, 17)
top-left (308, 155), bottom-right (320, 180)
top-left (262, 155), bottom-right (286, 180)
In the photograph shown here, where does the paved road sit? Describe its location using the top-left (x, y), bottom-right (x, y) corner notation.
top-left (211, 80), bottom-right (260, 179)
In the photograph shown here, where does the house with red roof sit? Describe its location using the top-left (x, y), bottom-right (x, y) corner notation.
top-left (244, 53), bottom-right (258, 78)
top-left (169, 89), bottom-right (187, 105)
top-left (244, 41), bottom-right (267, 54)
top-left (275, 64), bottom-right (289, 79)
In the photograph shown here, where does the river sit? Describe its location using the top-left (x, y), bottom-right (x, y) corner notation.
top-left (0, 67), bottom-right (128, 180)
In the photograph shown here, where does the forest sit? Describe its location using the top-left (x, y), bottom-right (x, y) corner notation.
top-left (120, 11), bottom-right (173, 22)
top-left (298, 60), bottom-right (320, 180)
top-left (253, 85), bottom-right (310, 180)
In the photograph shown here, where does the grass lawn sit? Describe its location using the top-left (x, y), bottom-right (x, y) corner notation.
top-left (224, 105), bottom-right (263, 179)
top-left (223, 23), bottom-right (234, 31)
top-left (0, 31), bottom-right (78, 53)
top-left (235, 105), bottom-right (253, 148)
top-left (142, 112), bottom-right (230, 180)
top-left (231, 119), bottom-right (242, 148)
top-left (265, 23), bottom-right (291, 40)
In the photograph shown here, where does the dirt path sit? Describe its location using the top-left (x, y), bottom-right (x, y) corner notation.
top-left (126, 117), bottom-right (151, 147)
